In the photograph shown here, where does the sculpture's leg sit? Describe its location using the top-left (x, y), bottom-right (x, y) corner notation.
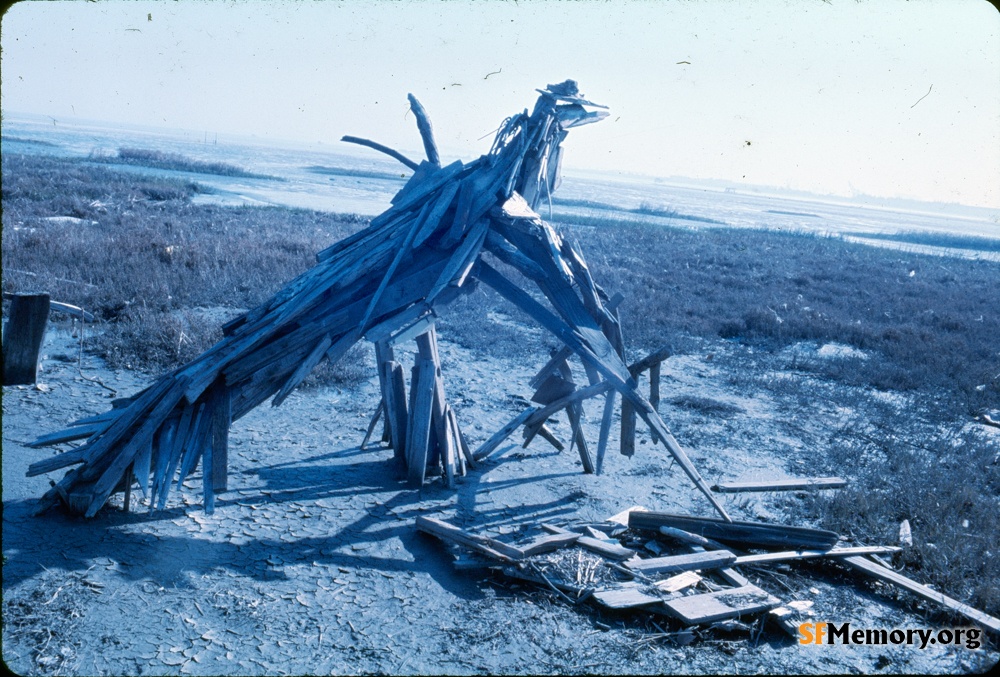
top-left (473, 260), bottom-right (732, 522)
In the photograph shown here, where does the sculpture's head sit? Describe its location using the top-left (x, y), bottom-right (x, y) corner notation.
top-left (535, 80), bottom-right (610, 129)
top-left (502, 80), bottom-right (608, 208)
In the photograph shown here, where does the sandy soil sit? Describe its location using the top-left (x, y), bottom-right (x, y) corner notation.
top-left (2, 321), bottom-right (996, 675)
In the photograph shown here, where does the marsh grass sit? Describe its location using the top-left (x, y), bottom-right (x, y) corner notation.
top-left (2, 153), bottom-right (367, 381)
top-left (562, 218), bottom-right (999, 416)
top-left (791, 422), bottom-right (1000, 618)
top-left (89, 147), bottom-right (281, 180)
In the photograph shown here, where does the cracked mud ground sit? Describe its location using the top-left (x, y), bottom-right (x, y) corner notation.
top-left (3, 326), bottom-right (995, 675)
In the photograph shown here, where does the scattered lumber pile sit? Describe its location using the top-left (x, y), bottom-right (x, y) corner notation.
top-left (26, 81), bottom-right (730, 521)
top-left (417, 507), bottom-right (1000, 640)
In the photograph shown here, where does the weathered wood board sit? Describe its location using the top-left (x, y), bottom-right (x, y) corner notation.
top-left (664, 585), bottom-right (782, 625)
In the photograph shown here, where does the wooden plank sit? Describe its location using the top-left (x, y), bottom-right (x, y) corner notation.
top-left (483, 228), bottom-right (548, 280)
top-left (842, 556), bottom-right (1000, 635)
top-left (595, 389), bottom-right (616, 475)
top-left (312, 207), bottom-right (410, 265)
top-left (412, 180), bottom-right (461, 249)
top-left (629, 511), bottom-right (840, 551)
top-left (392, 158), bottom-right (466, 215)
top-left (122, 465), bottom-right (132, 512)
top-left (712, 477), bottom-right (848, 493)
top-left (556, 359), bottom-right (594, 474)
top-left (685, 544), bottom-right (751, 588)
top-left (178, 403), bottom-right (209, 483)
top-left (388, 315), bottom-right (435, 347)
top-left (374, 340), bottom-right (394, 446)
top-left (649, 362), bottom-right (661, 412)
top-left (27, 422), bottom-right (108, 448)
top-left (531, 373), bottom-right (577, 405)
top-left (534, 425), bottom-right (565, 451)
top-left (658, 526), bottom-right (732, 553)
top-left (418, 328), bottom-right (447, 474)
top-left (202, 410), bottom-right (215, 515)
top-left (655, 571), bottom-right (702, 594)
top-left (28, 448), bottom-right (88, 481)
top-left (426, 218), bottom-right (490, 303)
top-left (664, 585), bottom-right (782, 625)
top-left (526, 294), bottom-right (626, 391)
top-left (209, 382), bottom-right (231, 493)
top-left (454, 413), bottom-right (474, 472)
top-left (47, 300), bottom-right (95, 323)
top-left (415, 516), bottom-right (522, 562)
top-left (2, 293), bottom-right (50, 385)
top-left (132, 440), bottom-right (153, 499)
top-left (155, 404), bottom-right (194, 511)
top-left (390, 160), bottom-right (437, 206)
top-left (31, 375), bottom-right (174, 478)
top-left (540, 524), bottom-right (637, 560)
top-left (360, 402), bottom-right (383, 450)
top-left (734, 546), bottom-right (901, 566)
top-left (518, 532), bottom-right (580, 557)
top-left (364, 303), bottom-right (433, 346)
top-left (270, 333), bottom-right (333, 407)
top-left (620, 398), bottom-right (636, 458)
top-left (592, 585), bottom-right (663, 609)
top-left (627, 347), bottom-right (672, 378)
top-left (84, 376), bottom-right (191, 517)
top-left (383, 361), bottom-right (408, 471)
top-left (559, 237), bottom-right (611, 327)
top-left (567, 396), bottom-right (594, 473)
top-left (473, 407), bottom-right (538, 460)
top-left (148, 417), bottom-right (176, 509)
top-left (360, 198), bottom-right (432, 330)
top-left (406, 358), bottom-right (437, 487)
top-left (406, 362), bottom-right (421, 466)
top-left (626, 550), bottom-right (737, 575)
top-left (440, 405), bottom-right (457, 488)
top-left (523, 381), bottom-right (612, 428)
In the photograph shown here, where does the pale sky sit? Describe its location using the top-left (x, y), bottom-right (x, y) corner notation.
top-left (2, 0), bottom-right (999, 208)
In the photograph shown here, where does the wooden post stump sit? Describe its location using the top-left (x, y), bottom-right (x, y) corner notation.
top-left (3, 293), bottom-right (50, 385)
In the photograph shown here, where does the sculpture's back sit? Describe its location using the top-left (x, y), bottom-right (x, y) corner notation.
top-left (28, 81), bottom-right (731, 523)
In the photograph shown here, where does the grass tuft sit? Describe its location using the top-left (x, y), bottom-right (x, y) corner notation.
top-left (88, 147), bottom-right (281, 180)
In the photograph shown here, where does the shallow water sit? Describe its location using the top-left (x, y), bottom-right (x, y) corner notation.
top-left (4, 113), bottom-right (998, 255)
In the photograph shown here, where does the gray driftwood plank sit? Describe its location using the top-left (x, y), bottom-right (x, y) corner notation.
top-left (664, 585), bottom-right (782, 625)
top-left (842, 556), bottom-right (1000, 635)
top-left (629, 511), bottom-right (840, 551)
top-left (416, 516), bottom-right (522, 562)
top-left (626, 550), bottom-right (737, 575)
top-left (712, 477), bottom-right (847, 493)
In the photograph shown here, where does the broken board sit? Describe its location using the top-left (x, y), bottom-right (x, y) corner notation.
top-left (664, 584), bottom-right (782, 625)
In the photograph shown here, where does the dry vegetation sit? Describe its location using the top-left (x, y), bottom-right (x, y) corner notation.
top-left (88, 147), bottom-right (281, 180)
top-left (3, 151), bottom-right (998, 620)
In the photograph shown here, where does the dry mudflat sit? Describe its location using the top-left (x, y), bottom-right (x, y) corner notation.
top-left (2, 323), bottom-right (997, 675)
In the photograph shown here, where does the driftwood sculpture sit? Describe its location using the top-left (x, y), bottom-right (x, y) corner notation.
top-left (27, 81), bottom-right (732, 522)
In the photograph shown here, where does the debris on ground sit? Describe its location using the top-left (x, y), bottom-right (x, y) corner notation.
top-left (416, 507), bottom-right (1000, 642)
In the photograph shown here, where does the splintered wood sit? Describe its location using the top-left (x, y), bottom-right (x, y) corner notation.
top-left (416, 506), bottom-right (1000, 643)
top-left (27, 80), bottom-right (732, 522)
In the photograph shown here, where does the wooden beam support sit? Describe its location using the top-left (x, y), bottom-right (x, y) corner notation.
top-left (2, 293), bottom-right (50, 385)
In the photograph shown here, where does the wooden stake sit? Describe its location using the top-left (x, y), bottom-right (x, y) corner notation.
top-left (2, 292), bottom-right (50, 385)
top-left (595, 389), bottom-right (616, 475)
